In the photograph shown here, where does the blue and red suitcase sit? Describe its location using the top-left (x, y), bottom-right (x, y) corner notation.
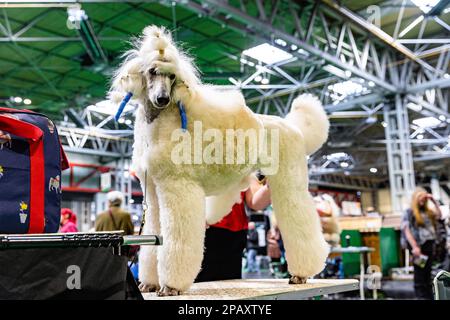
top-left (0, 108), bottom-right (69, 234)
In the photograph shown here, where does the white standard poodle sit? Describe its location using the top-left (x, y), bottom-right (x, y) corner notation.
top-left (109, 26), bottom-right (330, 296)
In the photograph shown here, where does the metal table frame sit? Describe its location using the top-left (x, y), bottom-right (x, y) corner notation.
top-left (330, 246), bottom-right (375, 300)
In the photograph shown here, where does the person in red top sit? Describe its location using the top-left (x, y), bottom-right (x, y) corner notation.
top-left (196, 175), bottom-right (271, 282)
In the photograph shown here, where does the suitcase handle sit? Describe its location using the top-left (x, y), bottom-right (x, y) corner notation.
top-left (0, 114), bottom-right (43, 141)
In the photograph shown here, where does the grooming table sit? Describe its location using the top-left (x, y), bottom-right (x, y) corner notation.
top-left (143, 278), bottom-right (359, 300)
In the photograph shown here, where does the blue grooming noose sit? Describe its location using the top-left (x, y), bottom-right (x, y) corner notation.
top-left (114, 92), bottom-right (187, 131)
top-left (114, 92), bottom-right (133, 121)
top-left (177, 101), bottom-right (187, 132)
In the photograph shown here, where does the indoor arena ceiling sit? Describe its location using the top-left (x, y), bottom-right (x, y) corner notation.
top-left (0, 0), bottom-right (449, 187)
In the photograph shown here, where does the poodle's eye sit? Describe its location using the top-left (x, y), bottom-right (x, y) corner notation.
top-left (149, 68), bottom-right (157, 75)
top-left (169, 74), bottom-right (176, 80)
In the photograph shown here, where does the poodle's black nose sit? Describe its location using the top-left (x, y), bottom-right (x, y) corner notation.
top-left (156, 95), bottom-right (170, 106)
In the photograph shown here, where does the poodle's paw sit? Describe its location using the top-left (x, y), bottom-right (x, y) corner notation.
top-left (139, 283), bottom-right (160, 293)
top-left (289, 275), bottom-right (307, 284)
top-left (157, 286), bottom-right (182, 296)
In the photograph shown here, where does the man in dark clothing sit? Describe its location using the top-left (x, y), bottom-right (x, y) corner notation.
top-left (247, 222), bottom-right (259, 273)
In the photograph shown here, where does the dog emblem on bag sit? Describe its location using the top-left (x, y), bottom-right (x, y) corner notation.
top-left (49, 175), bottom-right (62, 193)
top-left (0, 130), bottom-right (12, 150)
top-left (19, 201), bottom-right (28, 224)
top-left (47, 119), bottom-right (55, 134)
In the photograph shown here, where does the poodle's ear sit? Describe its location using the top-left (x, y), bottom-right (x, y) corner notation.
top-left (172, 57), bottom-right (199, 104)
top-left (110, 57), bottom-right (146, 99)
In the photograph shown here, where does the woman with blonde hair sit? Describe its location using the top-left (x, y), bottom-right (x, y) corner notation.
top-left (402, 187), bottom-right (444, 299)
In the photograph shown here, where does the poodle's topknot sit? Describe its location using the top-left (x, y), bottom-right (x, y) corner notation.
top-left (109, 25), bottom-right (201, 101)
top-left (141, 25), bottom-right (172, 56)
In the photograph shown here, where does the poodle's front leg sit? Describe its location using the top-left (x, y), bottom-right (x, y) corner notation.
top-left (138, 179), bottom-right (160, 292)
top-left (155, 179), bottom-right (205, 296)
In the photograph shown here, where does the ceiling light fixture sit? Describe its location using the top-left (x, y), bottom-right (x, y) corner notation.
top-left (243, 43), bottom-right (293, 64)
top-left (410, 0), bottom-right (440, 13)
top-left (340, 162), bottom-right (349, 168)
top-left (412, 116), bottom-right (441, 128)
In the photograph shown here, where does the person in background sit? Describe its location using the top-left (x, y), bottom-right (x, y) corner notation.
top-left (314, 194), bottom-right (341, 246)
top-left (402, 188), bottom-right (444, 299)
top-left (267, 214), bottom-right (284, 275)
top-left (195, 174), bottom-right (271, 282)
top-left (60, 208), bottom-right (78, 233)
top-left (267, 215), bottom-right (281, 264)
top-left (95, 191), bottom-right (134, 235)
top-left (247, 221), bottom-right (260, 273)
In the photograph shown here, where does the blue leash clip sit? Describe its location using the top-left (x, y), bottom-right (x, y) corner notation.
top-left (114, 92), bottom-right (133, 121)
top-left (177, 101), bottom-right (187, 132)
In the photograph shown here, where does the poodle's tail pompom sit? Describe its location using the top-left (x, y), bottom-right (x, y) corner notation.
top-left (285, 94), bottom-right (329, 155)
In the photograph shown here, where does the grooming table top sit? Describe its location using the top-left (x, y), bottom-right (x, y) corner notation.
top-left (143, 278), bottom-right (359, 300)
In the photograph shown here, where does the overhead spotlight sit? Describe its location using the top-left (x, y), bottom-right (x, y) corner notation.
top-left (368, 81), bottom-right (375, 87)
top-left (345, 70), bottom-right (352, 78)
top-left (413, 116), bottom-right (441, 128)
top-left (417, 134), bottom-right (424, 140)
top-left (247, 61), bottom-right (255, 67)
top-left (439, 115), bottom-right (446, 121)
top-left (125, 119), bottom-right (132, 125)
top-left (261, 78), bottom-right (269, 85)
top-left (290, 44), bottom-right (298, 51)
top-left (370, 167), bottom-right (378, 173)
top-left (67, 5), bottom-right (107, 64)
top-left (240, 58), bottom-right (248, 64)
top-left (381, 121), bottom-right (387, 128)
top-left (344, 171), bottom-right (351, 176)
top-left (118, 118), bottom-right (125, 124)
top-left (23, 98), bottom-right (32, 105)
top-left (340, 162), bottom-right (349, 168)
top-left (274, 38), bottom-right (287, 47)
top-left (14, 97), bottom-right (22, 103)
top-left (243, 43), bottom-right (292, 64)
top-left (254, 75), bottom-right (262, 82)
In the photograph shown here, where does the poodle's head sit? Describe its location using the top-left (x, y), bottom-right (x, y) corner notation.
top-left (110, 25), bottom-right (200, 122)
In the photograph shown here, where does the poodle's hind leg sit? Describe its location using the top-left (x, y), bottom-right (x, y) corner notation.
top-left (138, 179), bottom-right (160, 293)
top-left (155, 179), bottom-right (206, 296)
top-left (268, 155), bottom-right (329, 283)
